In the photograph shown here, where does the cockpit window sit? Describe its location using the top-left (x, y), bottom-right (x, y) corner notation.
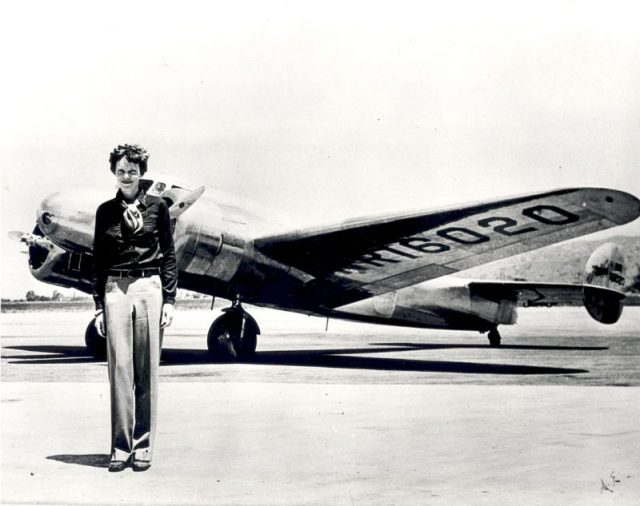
top-left (141, 179), bottom-right (168, 197)
top-left (153, 182), bottom-right (167, 194)
top-left (140, 178), bottom-right (193, 208)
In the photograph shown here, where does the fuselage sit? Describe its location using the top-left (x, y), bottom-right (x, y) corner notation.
top-left (34, 177), bottom-right (297, 297)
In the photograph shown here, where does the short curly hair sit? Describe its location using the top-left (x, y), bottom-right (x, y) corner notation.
top-left (109, 144), bottom-right (149, 175)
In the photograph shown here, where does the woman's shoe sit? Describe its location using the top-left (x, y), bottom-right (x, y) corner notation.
top-left (132, 460), bottom-right (151, 472)
top-left (108, 460), bottom-right (127, 472)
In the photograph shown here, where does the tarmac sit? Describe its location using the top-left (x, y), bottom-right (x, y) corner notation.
top-left (2, 307), bottom-right (640, 505)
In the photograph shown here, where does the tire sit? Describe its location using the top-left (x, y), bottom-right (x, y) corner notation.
top-left (85, 319), bottom-right (107, 359)
top-left (207, 312), bottom-right (258, 362)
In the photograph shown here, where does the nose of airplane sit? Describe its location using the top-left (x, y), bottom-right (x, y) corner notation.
top-left (37, 190), bottom-right (108, 251)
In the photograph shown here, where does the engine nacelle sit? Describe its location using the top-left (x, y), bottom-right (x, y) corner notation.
top-left (582, 243), bottom-right (625, 324)
top-left (28, 238), bottom-right (93, 294)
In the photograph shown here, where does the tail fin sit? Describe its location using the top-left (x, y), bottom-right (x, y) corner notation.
top-left (582, 243), bottom-right (626, 324)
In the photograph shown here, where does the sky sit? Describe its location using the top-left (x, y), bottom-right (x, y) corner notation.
top-left (2, 0), bottom-right (640, 299)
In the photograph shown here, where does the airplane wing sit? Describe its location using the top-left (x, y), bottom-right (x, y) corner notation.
top-left (468, 281), bottom-right (624, 307)
top-left (255, 188), bottom-right (640, 307)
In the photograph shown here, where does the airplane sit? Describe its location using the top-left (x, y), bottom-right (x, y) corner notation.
top-left (10, 174), bottom-right (640, 361)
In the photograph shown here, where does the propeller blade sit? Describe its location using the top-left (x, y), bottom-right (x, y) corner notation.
top-left (8, 231), bottom-right (27, 242)
top-left (169, 186), bottom-right (205, 219)
top-left (7, 230), bottom-right (52, 249)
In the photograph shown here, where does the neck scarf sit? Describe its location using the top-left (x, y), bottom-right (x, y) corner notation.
top-left (121, 199), bottom-right (143, 234)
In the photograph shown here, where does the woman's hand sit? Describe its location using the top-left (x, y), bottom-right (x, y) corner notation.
top-left (161, 303), bottom-right (174, 329)
top-left (94, 312), bottom-right (106, 337)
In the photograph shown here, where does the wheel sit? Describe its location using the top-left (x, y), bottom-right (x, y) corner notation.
top-left (488, 328), bottom-right (501, 347)
top-left (207, 311), bottom-right (258, 362)
top-left (85, 318), bottom-right (107, 359)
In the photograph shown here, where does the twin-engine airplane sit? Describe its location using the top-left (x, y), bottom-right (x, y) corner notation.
top-left (11, 175), bottom-right (640, 360)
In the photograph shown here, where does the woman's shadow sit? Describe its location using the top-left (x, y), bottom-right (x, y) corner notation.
top-left (47, 454), bottom-right (110, 468)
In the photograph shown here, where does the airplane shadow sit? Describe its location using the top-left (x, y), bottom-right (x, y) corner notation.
top-left (47, 454), bottom-right (109, 468)
top-left (3, 345), bottom-right (104, 365)
top-left (248, 348), bottom-right (589, 375)
top-left (248, 340), bottom-right (605, 378)
top-left (4, 342), bottom-right (594, 375)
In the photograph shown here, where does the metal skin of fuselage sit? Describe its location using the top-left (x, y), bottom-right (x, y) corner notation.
top-left (23, 177), bottom-right (640, 355)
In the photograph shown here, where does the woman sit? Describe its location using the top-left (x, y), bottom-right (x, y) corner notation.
top-left (92, 144), bottom-right (177, 472)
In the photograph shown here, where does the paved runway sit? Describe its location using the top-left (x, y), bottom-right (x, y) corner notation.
top-left (2, 307), bottom-right (640, 504)
top-left (3, 306), bottom-right (640, 386)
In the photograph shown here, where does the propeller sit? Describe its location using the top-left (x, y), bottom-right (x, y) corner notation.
top-left (8, 230), bottom-right (27, 242)
top-left (168, 186), bottom-right (205, 219)
top-left (8, 229), bottom-right (53, 250)
top-left (7, 230), bottom-right (34, 254)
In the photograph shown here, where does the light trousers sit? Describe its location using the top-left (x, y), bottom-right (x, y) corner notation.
top-left (104, 275), bottom-right (163, 463)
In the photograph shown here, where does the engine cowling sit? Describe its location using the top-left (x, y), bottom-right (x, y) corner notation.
top-left (582, 242), bottom-right (625, 324)
top-left (26, 227), bottom-right (93, 293)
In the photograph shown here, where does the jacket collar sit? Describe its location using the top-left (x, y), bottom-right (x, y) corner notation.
top-left (116, 187), bottom-right (148, 209)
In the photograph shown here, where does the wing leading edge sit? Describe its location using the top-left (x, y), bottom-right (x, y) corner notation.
top-left (255, 188), bottom-right (640, 307)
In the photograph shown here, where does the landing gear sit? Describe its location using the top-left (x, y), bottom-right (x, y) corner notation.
top-left (487, 327), bottom-right (501, 347)
top-left (207, 301), bottom-right (260, 362)
top-left (85, 318), bottom-right (107, 359)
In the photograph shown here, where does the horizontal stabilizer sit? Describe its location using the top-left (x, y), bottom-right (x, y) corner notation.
top-left (468, 280), bottom-right (624, 308)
